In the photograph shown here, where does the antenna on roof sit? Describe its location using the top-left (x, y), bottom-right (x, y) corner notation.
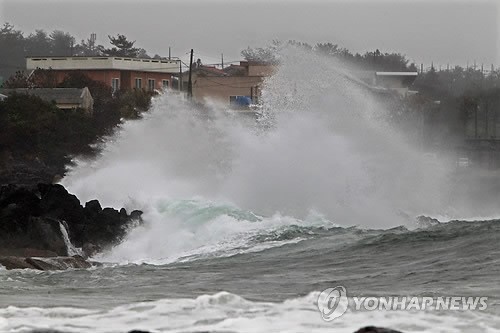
top-left (90, 33), bottom-right (96, 53)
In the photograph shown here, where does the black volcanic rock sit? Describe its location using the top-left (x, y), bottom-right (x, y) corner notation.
top-left (38, 183), bottom-right (86, 223)
top-left (84, 199), bottom-right (102, 217)
top-left (26, 216), bottom-right (68, 256)
top-left (0, 255), bottom-right (94, 270)
top-left (0, 183), bottom-right (143, 260)
top-left (0, 184), bottom-right (41, 221)
top-left (0, 256), bottom-right (36, 269)
top-left (355, 327), bottom-right (403, 333)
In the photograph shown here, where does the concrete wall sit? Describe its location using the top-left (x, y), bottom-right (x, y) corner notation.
top-left (191, 76), bottom-right (264, 104)
top-left (247, 64), bottom-right (276, 77)
top-left (27, 56), bottom-right (180, 73)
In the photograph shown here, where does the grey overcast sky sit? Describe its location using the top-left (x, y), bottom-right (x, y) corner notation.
top-left (1, 0), bottom-right (498, 68)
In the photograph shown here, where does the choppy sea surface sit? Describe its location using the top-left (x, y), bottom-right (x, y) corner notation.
top-left (2, 48), bottom-right (500, 332)
top-left (1, 204), bottom-right (500, 332)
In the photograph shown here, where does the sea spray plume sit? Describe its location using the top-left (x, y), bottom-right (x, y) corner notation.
top-left (219, 46), bottom-right (450, 224)
top-left (62, 46), bottom-right (461, 263)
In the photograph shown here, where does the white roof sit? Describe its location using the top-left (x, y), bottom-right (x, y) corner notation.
top-left (26, 56), bottom-right (180, 74)
top-left (375, 72), bottom-right (418, 76)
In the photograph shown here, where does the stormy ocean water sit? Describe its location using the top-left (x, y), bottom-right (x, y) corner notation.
top-left (1, 49), bottom-right (500, 333)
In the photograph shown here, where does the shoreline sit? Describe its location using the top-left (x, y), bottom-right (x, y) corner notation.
top-left (0, 183), bottom-right (142, 270)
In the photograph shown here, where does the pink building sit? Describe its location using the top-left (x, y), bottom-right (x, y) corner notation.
top-left (26, 56), bottom-right (181, 92)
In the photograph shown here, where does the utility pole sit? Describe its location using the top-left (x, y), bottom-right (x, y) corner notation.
top-left (169, 47), bottom-right (171, 60)
top-left (221, 53), bottom-right (224, 69)
top-left (179, 60), bottom-right (182, 92)
top-left (187, 49), bottom-right (194, 100)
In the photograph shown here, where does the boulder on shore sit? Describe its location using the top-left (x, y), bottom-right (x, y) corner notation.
top-left (355, 327), bottom-right (403, 333)
top-left (0, 255), bottom-right (94, 270)
top-left (0, 183), bottom-right (142, 260)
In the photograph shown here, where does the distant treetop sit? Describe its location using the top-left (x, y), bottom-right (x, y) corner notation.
top-left (98, 34), bottom-right (148, 58)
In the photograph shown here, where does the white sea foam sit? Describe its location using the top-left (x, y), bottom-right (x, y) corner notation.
top-left (62, 47), bottom-right (497, 264)
top-left (97, 198), bottom-right (333, 264)
top-left (1, 292), bottom-right (499, 333)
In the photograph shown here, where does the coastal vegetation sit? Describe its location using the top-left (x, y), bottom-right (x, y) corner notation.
top-left (0, 22), bottom-right (150, 81)
top-left (0, 70), bottom-right (154, 185)
top-left (1, 23), bottom-right (500, 186)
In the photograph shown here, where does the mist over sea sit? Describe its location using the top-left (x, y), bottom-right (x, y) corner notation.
top-left (1, 48), bottom-right (499, 333)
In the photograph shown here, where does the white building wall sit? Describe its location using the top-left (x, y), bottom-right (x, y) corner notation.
top-left (27, 56), bottom-right (180, 73)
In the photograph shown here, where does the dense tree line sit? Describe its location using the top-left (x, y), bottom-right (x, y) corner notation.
top-left (0, 23), bottom-right (151, 82)
top-left (414, 65), bottom-right (500, 99)
top-left (0, 22), bottom-right (160, 184)
top-left (241, 40), bottom-right (416, 72)
top-left (0, 69), bottom-right (155, 184)
top-left (242, 40), bottom-right (500, 149)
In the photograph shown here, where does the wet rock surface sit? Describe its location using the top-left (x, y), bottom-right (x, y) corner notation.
top-left (0, 255), bottom-right (93, 270)
top-left (354, 326), bottom-right (403, 333)
top-left (0, 183), bottom-right (142, 264)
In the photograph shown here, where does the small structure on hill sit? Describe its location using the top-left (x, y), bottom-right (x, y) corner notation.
top-left (182, 61), bottom-right (276, 106)
top-left (353, 71), bottom-right (419, 97)
top-left (0, 87), bottom-right (94, 114)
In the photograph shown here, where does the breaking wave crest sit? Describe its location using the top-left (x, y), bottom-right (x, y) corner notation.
top-left (62, 47), bottom-right (497, 264)
top-left (2, 291), bottom-right (499, 333)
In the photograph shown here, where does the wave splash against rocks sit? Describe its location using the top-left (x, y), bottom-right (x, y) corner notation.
top-left (0, 183), bottom-right (142, 270)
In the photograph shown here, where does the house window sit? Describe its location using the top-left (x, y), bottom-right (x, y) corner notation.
top-left (148, 79), bottom-right (155, 91)
top-left (135, 78), bottom-right (142, 89)
top-left (162, 80), bottom-right (169, 89)
top-left (111, 78), bottom-right (120, 93)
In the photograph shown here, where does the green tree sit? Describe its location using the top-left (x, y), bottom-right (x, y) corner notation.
top-left (25, 29), bottom-right (51, 56)
top-left (74, 36), bottom-right (104, 56)
top-left (0, 23), bottom-right (26, 80)
top-left (99, 34), bottom-right (143, 57)
top-left (3, 69), bottom-right (58, 88)
top-left (315, 43), bottom-right (341, 57)
top-left (49, 30), bottom-right (76, 56)
top-left (241, 40), bottom-right (281, 64)
top-left (2, 71), bottom-right (31, 88)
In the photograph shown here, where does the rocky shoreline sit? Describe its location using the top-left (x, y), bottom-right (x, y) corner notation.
top-left (0, 255), bottom-right (93, 270)
top-left (0, 183), bottom-right (142, 270)
top-left (0, 184), bottom-right (406, 333)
